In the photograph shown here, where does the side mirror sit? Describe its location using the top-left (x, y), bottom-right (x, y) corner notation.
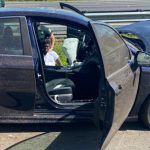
top-left (136, 51), bottom-right (150, 67)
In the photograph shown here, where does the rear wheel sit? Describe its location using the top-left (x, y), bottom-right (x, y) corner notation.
top-left (140, 98), bottom-right (150, 129)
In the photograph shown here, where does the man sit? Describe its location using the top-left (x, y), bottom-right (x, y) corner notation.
top-left (43, 39), bottom-right (62, 66)
top-left (37, 23), bottom-right (55, 51)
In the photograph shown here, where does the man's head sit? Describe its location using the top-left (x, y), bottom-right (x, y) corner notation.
top-left (43, 38), bottom-right (51, 54)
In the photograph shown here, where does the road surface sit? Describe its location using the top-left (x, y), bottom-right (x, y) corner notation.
top-left (0, 122), bottom-right (149, 150)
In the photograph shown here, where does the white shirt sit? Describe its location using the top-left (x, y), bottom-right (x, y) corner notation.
top-left (44, 50), bottom-right (59, 66)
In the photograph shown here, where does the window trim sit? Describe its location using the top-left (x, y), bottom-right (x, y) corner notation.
top-left (91, 22), bottom-right (131, 77)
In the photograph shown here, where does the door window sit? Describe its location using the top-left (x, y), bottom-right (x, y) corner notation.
top-left (0, 18), bottom-right (23, 55)
top-left (93, 24), bottom-right (130, 76)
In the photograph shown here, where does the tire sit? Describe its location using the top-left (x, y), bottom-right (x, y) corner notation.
top-left (140, 98), bottom-right (150, 129)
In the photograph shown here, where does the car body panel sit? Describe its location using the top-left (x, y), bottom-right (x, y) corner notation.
top-left (0, 8), bottom-right (89, 27)
top-left (0, 16), bottom-right (36, 116)
top-left (118, 20), bottom-right (150, 52)
top-left (119, 21), bottom-right (150, 118)
top-left (91, 22), bottom-right (140, 149)
top-left (129, 67), bottom-right (150, 116)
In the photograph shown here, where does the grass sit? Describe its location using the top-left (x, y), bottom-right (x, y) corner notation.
top-left (120, 33), bottom-right (139, 39)
top-left (54, 40), bottom-right (68, 66)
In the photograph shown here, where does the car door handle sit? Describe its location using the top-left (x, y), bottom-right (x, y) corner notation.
top-left (37, 73), bottom-right (43, 83)
top-left (115, 84), bottom-right (122, 95)
top-left (110, 82), bottom-right (122, 96)
top-left (37, 73), bottom-right (42, 79)
top-left (118, 84), bottom-right (122, 90)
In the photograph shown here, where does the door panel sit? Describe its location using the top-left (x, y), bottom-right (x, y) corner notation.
top-left (0, 17), bottom-right (36, 117)
top-left (91, 22), bottom-right (140, 149)
top-left (102, 64), bottom-right (140, 149)
top-left (0, 55), bottom-right (36, 116)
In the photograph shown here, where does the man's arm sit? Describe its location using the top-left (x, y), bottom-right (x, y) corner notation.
top-left (49, 33), bottom-right (55, 50)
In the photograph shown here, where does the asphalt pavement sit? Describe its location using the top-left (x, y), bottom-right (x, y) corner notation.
top-left (0, 122), bottom-right (149, 150)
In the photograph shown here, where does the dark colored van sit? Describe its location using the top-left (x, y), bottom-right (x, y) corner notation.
top-left (0, 7), bottom-right (149, 149)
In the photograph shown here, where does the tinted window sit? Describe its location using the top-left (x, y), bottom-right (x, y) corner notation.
top-left (0, 18), bottom-right (23, 55)
top-left (93, 24), bottom-right (130, 76)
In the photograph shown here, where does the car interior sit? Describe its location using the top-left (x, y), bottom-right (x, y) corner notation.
top-left (34, 22), bottom-right (101, 105)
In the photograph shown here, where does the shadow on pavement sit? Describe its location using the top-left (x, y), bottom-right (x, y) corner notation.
top-left (120, 121), bottom-right (149, 131)
top-left (3, 121), bottom-right (149, 150)
top-left (6, 123), bottom-right (101, 150)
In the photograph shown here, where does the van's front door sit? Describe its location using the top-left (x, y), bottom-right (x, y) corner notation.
top-left (91, 22), bottom-right (140, 149)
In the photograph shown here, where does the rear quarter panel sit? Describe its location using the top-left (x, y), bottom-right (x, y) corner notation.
top-left (129, 66), bottom-right (150, 117)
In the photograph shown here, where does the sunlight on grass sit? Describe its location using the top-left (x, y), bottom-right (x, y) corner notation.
top-left (54, 40), bottom-right (68, 66)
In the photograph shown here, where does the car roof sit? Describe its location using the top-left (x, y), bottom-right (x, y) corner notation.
top-left (118, 20), bottom-right (150, 52)
top-left (0, 8), bottom-right (90, 26)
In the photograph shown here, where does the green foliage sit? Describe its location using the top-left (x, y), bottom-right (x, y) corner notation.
top-left (120, 33), bottom-right (138, 39)
top-left (54, 40), bottom-right (68, 66)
